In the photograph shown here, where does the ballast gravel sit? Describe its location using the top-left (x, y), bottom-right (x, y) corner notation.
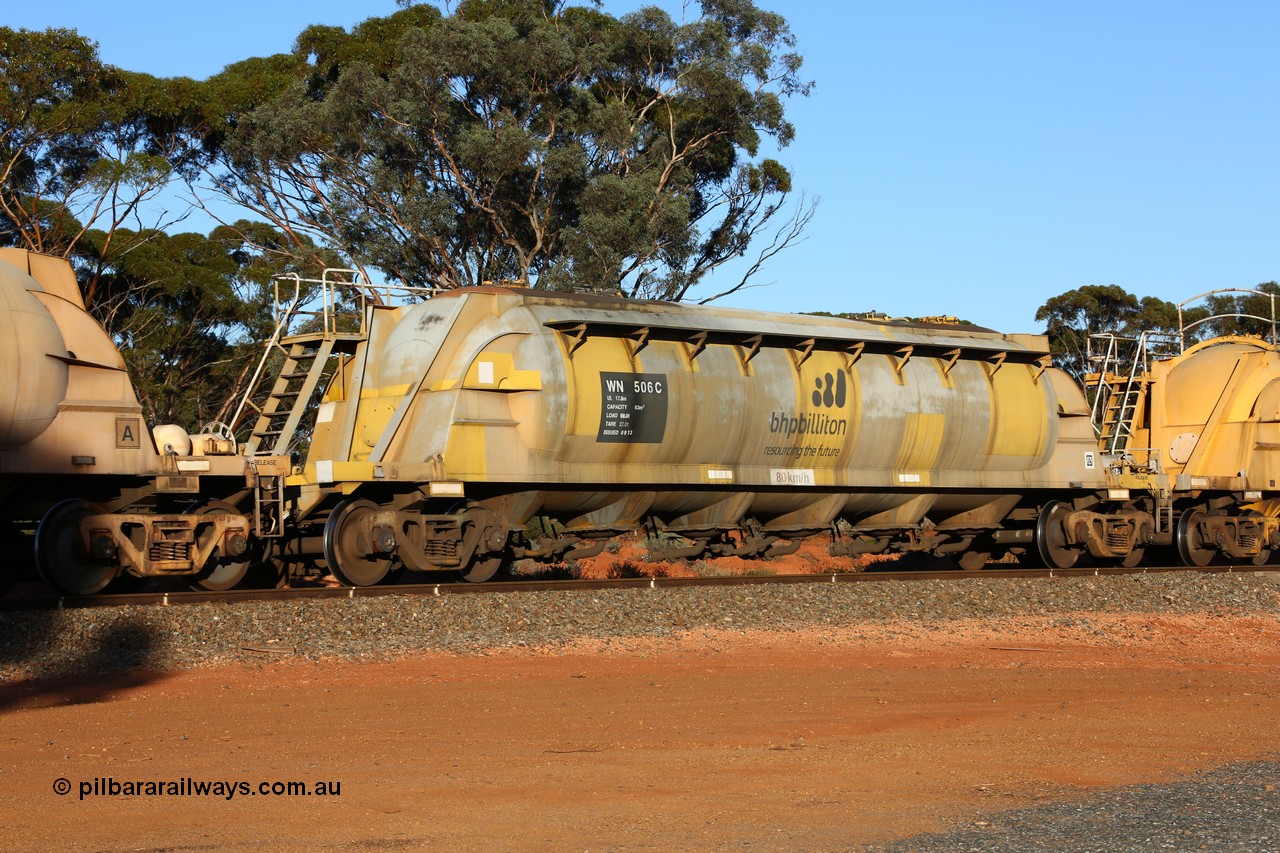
top-left (0, 570), bottom-right (1277, 680)
top-left (867, 759), bottom-right (1280, 853)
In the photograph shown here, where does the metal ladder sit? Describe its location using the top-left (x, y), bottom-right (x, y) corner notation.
top-left (241, 337), bottom-right (347, 457)
top-left (230, 270), bottom-right (368, 456)
top-left (1088, 332), bottom-right (1154, 453)
top-left (228, 270), bottom-right (368, 537)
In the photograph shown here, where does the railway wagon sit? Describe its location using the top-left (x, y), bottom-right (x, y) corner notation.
top-left (0, 250), bottom-right (261, 595)
top-left (248, 282), bottom-right (1113, 585)
top-left (12, 249), bottom-right (1272, 594)
top-left (1088, 331), bottom-right (1280, 568)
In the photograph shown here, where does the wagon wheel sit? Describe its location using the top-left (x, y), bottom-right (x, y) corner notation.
top-left (323, 499), bottom-right (396, 587)
top-left (243, 548), bottom-right (290, 589)
top-left (458, 550), bottom-right (509, 583)
top-left (455, 505), bottom-right (511, 583)
top-left (1175, 507), bottom-right (1216, 567)
top-left (1120, 545), bottom-right (1146, 568)
top-left (35, 499), bottom-right (117, 596)
top-left (1034, 500), bottom-right (1081, 569)
top-left (188, 500), bottom-right (252, 591)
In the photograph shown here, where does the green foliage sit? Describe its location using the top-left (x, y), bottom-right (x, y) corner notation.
top-left (67, 223), bottom-right (328, 428)
top-left (206, 0), bottom-right (815, 300)
top-left (0, 28), bottom-right (218, 260)
top-left (0, 5), bottom-right (816, 430)
top-left (1034, 285), bottom-right (1187, 383)
top-left (0, 26), bottom-right (119, 252)
top-left (1036, 282), bottom-right (1280, 386)
top-left (0, 28), bottom-right (340, 426)
top-left (88, 230), bottom-right (250, 425)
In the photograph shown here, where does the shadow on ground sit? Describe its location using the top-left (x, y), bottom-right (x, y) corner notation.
top-left (0, 610), bottom-right (169, 711)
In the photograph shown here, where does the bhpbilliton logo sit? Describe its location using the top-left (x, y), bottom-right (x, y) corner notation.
top-left (812, 371), bottom-right (847, 409)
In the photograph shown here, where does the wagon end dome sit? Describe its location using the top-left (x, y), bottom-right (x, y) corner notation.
top-left (0, 255), bottom-right (70, 448)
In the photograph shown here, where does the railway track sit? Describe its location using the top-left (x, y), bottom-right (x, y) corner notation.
top-left (4, 563), bottom-right (1277, 612)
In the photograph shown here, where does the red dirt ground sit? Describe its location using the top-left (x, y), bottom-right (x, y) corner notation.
top-left (2, 606), bottom-right (1280, 851)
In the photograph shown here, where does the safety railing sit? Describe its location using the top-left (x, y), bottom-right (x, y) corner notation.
top-left (1177, 287), bottom-right (1279, 352)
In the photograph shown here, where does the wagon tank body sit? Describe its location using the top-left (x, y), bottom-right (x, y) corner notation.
top-left (0, 250), bottom-right (258, 594)
top-left (1096, 335), bottom-right (1280, 567)
top-left (1142, 339), bottom-right (1280, 488)
top-left (290, 286), bottom-right (1106, 583)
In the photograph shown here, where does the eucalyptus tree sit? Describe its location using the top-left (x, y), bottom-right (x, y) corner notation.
top-left (0, 28), bottom-right (206, 284)
top-left (208, 0), bottom-right (815, 301)
top-left (1035, 285), bottom-right (1185, 384)
top-left (71, 222), bottom-right (338, 428)
top-left (0, 26), bottom-right (117, 255)
top-left (0, 28), bottom-right (339, 428)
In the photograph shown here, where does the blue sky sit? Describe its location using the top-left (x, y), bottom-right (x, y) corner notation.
top-left (8, 1), bottom-right (1279, 334)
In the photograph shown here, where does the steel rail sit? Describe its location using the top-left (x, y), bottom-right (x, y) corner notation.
top-left (3, 563), bottom-right (1277, 613)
